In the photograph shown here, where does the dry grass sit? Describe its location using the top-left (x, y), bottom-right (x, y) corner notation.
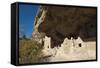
top-left (19, 39), bottom-right (44, 64)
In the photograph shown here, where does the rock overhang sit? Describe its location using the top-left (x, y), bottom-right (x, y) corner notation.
top-left (33, 5), bottom-right (97, 47)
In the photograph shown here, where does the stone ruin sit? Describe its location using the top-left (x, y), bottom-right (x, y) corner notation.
top-left (32, 5), bottom-right (96, 61)
top-left (42, 36), bottom-right (85, 57)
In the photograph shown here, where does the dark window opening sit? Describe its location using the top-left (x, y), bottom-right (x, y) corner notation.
top-left (79, 43), bottom-right (82, 47)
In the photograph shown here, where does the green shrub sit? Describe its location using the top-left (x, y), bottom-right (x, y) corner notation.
top-left (19, 39), bottom-right (43, 64)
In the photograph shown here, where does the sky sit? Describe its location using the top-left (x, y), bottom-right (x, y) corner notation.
top-left (19, 4), bottom-right (39, 38)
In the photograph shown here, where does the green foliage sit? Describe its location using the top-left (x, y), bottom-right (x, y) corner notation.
top-left (19, 39), bottom-right (43, 64)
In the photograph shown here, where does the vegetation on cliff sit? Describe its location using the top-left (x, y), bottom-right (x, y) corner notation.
top-left (19, 38), bottom-right (44, 64)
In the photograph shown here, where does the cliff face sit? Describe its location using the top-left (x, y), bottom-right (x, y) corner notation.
top-left (32, 5), bottom-right (97, 48)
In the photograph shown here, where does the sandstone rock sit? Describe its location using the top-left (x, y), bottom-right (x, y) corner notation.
top-left (32, 5), bottom-right (96, 61)
top-left (33, 5), bottom-right (96, 47)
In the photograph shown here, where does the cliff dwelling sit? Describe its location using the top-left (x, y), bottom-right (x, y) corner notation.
top-left (32, 5), bottom-right (97, 61)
